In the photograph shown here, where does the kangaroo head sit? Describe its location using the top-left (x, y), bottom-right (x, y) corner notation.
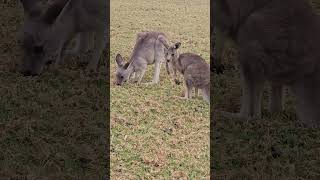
top-left (164, 42), bottom-right (181, 78)
top-left (115, 54), bottom-right (132, 86)
top-left (18, 0), bottom-right (70, 76)
top-left (164, 42), bottom-right (181, 63)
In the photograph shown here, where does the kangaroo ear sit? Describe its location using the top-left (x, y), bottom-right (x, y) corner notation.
top-left (41, 0), bottom-right (70, 24)
top-left (174, 42), bottom-right (181, 49)
top-left (116, 54), bottom-right (125, 67)
top-left (20, 0), bottom-right (43, 17)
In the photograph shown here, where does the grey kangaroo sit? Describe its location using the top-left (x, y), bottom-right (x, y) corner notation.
top-left (165, 42), bottom-right (210, 103)
top-left (115, 31), bottom-right (169, 86)
top-left (18, 0), bottom-right (108, 76)
top-left (214, 0), bottom-right (320, 128)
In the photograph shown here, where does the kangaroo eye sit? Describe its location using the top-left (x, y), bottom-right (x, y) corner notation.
top-left (171, 53), bottom-right (174, 56)
top-left (120, 76), bottom-right (124, 79)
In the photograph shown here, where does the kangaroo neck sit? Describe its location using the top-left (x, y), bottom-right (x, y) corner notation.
top-left (125, 61), bottom-right (135, 76)
top-left (173, 52), bottom-right (183, 73)
top-left (128, 55), bottom-right (145, 68)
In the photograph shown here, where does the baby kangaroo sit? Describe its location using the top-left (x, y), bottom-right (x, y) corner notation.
top-left (165, 42), bottom-right (210, 103)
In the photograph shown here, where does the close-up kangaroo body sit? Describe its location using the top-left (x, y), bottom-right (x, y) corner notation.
top-left (213, 0), bottom-right (320, 128)
top-left (19, 0), bottom-right (108, 75)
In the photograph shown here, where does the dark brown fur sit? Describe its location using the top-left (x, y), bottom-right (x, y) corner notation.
top-left (213, 0), bottom-right (320, 127)
top-left (18, 0), bottom-right (108, 76)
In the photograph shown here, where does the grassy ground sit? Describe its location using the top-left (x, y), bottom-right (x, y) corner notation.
top-left (0, 1), bottom-right (108, 179)
top-left (110, 0), bottom-right (210, 178)
top-left (212, 1), bottom-right (320, 179)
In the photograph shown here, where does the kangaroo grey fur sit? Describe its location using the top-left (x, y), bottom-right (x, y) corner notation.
top-left (115, 31), bottom-right (169, 86)
top-left (18, 0), bottom-right (108, 76)
top-left (165, 42), bottom-right (210, 103)
top-left (213, 0), bottom-right (320, 128)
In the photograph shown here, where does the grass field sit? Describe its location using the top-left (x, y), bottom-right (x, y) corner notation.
top-left (212, 1), bottom-right (320, 179)
top-left (110, 0), bottom-right (210, 178)
top-left (0, 1), bottom-right (108, 178)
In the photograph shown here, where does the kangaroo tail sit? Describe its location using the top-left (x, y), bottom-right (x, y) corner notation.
top-left (158, 34), bottom-right (169, 49)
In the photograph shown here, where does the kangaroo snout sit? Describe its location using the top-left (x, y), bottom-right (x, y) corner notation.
top-left (114, 80), bottom-right (123, 86)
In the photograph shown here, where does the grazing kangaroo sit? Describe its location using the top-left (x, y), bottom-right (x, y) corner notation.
top-left (115, 31), bottom-right (169, 86)
top-left (18, 0), bottom-right (108, 76)
top-left (214, 0), bottom-right (320, 128)
top-left (165, 42), bottom-right (210, 103)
